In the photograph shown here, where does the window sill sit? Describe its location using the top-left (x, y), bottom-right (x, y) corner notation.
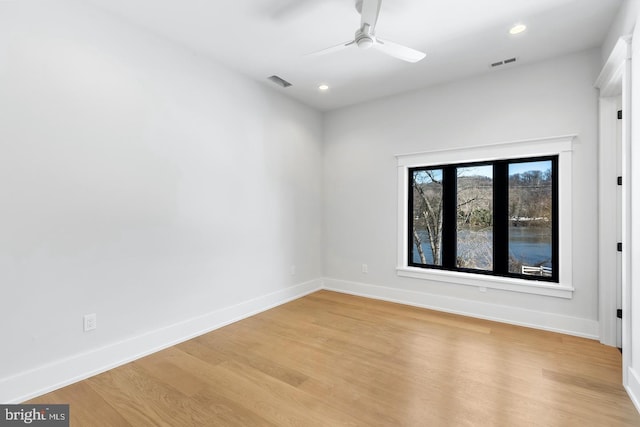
top-left (396, 266), bottom-right (574, 298)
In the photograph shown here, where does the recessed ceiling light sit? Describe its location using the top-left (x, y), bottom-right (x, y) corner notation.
top-left (509, 24), bottom-right (527, 35)
top-left (318, 84), bottom-right (329, 91)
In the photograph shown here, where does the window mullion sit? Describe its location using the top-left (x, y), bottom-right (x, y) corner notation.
top-left (493, 162), bottom-right (509, 274)
top-left (442, 167), bottom-right (457, 269)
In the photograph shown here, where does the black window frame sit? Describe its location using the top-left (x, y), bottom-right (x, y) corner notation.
top-left (408, 155), bottom-right (559, 283)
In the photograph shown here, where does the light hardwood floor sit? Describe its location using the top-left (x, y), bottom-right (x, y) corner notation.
top-left (28, 290), bottom-right (640, 426)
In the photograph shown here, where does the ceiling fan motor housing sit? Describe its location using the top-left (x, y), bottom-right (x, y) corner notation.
top-left (356, 35), bottom-right (374, 49)
top-left (355, 24), bottom-right (375, 49)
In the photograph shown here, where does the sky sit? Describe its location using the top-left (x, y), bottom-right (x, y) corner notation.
top-left (456, 160), bottom-right (552, 178)
top-left (509, 160), bottom-right (552, 176)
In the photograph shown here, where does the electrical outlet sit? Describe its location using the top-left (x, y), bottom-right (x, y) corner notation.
top-left (362, 264), bottom-right (368, 274)
top-left (83, 313), bottom-right (97, 332)
top-left (290, 265), bottom-right (296, 276)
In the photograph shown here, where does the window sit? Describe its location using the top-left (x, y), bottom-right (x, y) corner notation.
top-left (411, 169), bottom-right (443, 266)
top-left (396, 135), bottom-right (574, 298)
top-left (409, 157), bottom-right (558, 282)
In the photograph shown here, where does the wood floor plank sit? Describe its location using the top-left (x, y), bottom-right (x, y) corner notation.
top-left (187, 329), bottom-right (310, 388)
top-left (86, 364), bottom-right (214, 426)
top-left (26, 290), bottom-right (640, 426)
top-left (132, 347), bottom-right (213, 397)
top-left (191, 386), bottom-right (277, 427)
top-left (27, 381), bottom-right (132, 427)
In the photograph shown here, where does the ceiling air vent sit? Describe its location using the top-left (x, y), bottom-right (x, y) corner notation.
top-left (490, 57), bottom-right (517, 68)
top-left (267, 75), bottom-right (292, 88)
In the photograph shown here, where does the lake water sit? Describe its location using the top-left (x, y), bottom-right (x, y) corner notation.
top-left (412, 226), bottom-right (551, 267)
top-left (508, 226), bottom-right (552, 267)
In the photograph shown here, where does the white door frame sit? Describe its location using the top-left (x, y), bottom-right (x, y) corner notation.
top-left (597, 95), bottom-right (621, 347)
top-left (595, 36), bottom-right (632, 382)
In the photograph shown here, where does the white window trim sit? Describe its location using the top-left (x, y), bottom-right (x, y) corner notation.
top-left (396, 135), bottom-right (576, 299)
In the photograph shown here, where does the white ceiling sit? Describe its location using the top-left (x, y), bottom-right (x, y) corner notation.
top-left (86, 0), bottom-right (622, 111)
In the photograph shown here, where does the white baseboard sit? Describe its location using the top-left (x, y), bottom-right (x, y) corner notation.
top-left (627, 367), bottom-right (640, 414)
top-left (323, 278), bottom-right (599, 339)
top-left (0, 279), bottom-right (323, 404)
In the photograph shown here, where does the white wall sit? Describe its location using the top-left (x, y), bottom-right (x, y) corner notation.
top-left (323, 49), bottom-right (602, 337)
top-left (0, 0), bottom-right (323, 402)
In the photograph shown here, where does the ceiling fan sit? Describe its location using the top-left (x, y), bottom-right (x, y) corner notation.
top-left (310, 0), bottom-right (426, 63)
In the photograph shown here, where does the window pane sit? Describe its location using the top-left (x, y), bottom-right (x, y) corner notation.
top-left (508, 161), bottom-right (553, 276)
top-left (456, 165), bottom-right (493, 270)
top-left (411, 169), bottom-right (443, 265)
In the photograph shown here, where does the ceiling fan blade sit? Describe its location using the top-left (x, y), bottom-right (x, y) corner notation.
top-left (374, 38), bottom-right (426, 63)
top-left (306, 40), bottom-right (355, 57)
top-left (360, 0), bottom-right (382, 30)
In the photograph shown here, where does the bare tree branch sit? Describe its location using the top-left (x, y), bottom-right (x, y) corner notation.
top-left (412, 229), bottom-right (427, 264)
